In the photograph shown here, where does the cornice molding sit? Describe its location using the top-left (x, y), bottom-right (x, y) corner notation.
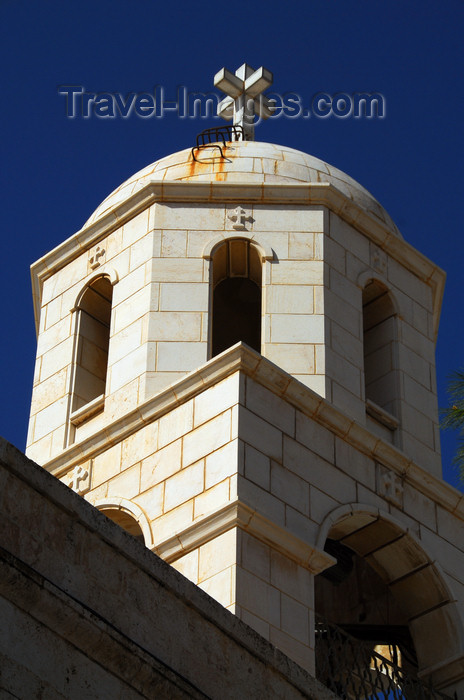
top-left (44, 344), bottom-right (464, 523)
top-left (154, 500), bottom-right (335, 574)
top-left (30, 181), bottom-right (445, 338)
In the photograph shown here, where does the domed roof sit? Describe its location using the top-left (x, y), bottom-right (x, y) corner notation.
top-left (85, 141), bottom-right (400, 236)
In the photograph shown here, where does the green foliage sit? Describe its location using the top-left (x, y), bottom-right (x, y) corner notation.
top-left (440, 369), bottom-right (464, 481)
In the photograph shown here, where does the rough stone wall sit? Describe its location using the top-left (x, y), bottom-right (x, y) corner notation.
top-left (0, 438), bottom-right (337, 700)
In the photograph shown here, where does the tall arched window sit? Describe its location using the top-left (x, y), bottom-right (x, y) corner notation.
top-left (211, 239), bottom-right (262, 357)
top-left (70, 275), bottom-right (113, 423)
top-left (362, 280), bottom-right (399, 438)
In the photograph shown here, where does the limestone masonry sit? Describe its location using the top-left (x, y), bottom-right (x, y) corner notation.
top-left (3, 122), bottom-right (463, 697)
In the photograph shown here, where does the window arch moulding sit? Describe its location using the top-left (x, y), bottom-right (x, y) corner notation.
top-left (70, 268), bottom-right (119, 309)
top-left (202, 234), bottom-right (274, 262)
top-left (91, 496), bottom-right (154, 548)
top-left (356, 270), bottom-right (400, 316)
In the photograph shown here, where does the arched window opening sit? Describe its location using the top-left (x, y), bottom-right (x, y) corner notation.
top-left (71, 276), bottom-right (112, 422)
top-left (99, 508), bottom-right (145, 543)
top-left (211, 239), bottom-right (262, 357)
top-left (362, 280), bottom-right (399, 439)
top-left (314, 515), bottom-right (456, 698)
top-left (315, 542), bottom-right (419, 696)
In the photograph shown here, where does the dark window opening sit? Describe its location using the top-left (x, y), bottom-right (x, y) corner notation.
top-left (362, 280), bottom-right (400, 442)
top-left (211, 239), bottom-right (262, 357)
top-left (72, 276), bottom-right (112, 413)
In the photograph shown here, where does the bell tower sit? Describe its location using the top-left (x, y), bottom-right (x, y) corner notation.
top-left (26, 65), bottom-right (464, 696)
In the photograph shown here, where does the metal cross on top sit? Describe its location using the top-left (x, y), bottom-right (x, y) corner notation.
top-left (214, 63), bottom-right (275, 141)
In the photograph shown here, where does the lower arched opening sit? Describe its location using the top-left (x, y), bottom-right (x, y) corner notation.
top-left (315, 512), bottom-right (457, 699)
top-left (99, 507), bottom-right (145, 543)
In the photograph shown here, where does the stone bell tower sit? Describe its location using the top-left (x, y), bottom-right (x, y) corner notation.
top-left (26, 65), bottom-right (464, 696)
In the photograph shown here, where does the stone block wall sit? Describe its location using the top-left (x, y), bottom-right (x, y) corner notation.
top-left (37, 346), bottom-right (464, 694)
top-left (324, 211), bottom-right (442, 475)
top-left (0, 438), bottom-right (337, 700)
top-left (28, 188), bottom-right (444, 477)
top-left (27, 200), bottom-right (327, 463)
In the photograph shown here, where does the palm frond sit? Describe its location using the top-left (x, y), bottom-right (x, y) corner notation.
top-left (440, 405), bottom-right (464, 431)
top-left (452, 440), bottom-right (464, 483)
top-left (440, 368), bottom-right (464, 483)
top-left (444, 370), bottom-right (464, 401)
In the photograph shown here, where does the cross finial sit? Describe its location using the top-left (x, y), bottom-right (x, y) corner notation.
top-left (214, 63), bottom-right (275, 141)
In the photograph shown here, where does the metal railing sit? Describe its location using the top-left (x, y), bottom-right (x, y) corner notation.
top-left (315, 615), bottom-right (454, 699)
top-left (191, 125), bottom-right (245, 162)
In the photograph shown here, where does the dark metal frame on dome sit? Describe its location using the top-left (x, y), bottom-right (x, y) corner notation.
top-left (191, 125), bottom-right (244, 162)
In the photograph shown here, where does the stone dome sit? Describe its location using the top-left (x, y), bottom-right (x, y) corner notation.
top-left (85, 141), bottom-right (400, 236)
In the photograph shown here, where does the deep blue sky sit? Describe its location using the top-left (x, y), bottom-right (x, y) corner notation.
top-left (1, 0), bottom-right (463, 489)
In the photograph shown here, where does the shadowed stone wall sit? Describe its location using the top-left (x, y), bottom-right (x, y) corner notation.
top-left (0, 438), bottom-right (337, 700)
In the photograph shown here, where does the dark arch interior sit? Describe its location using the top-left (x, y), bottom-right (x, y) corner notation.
top-left (212, 276), bottom-right (261, 356)
top-left (100, 508), bottom-right (145, 542)
top-left (315, 541), bottom-right (419, 693)
top-left (362, 280), bottom-right (397, 414)
top-left (314, 510), bottom-right (458, 698)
